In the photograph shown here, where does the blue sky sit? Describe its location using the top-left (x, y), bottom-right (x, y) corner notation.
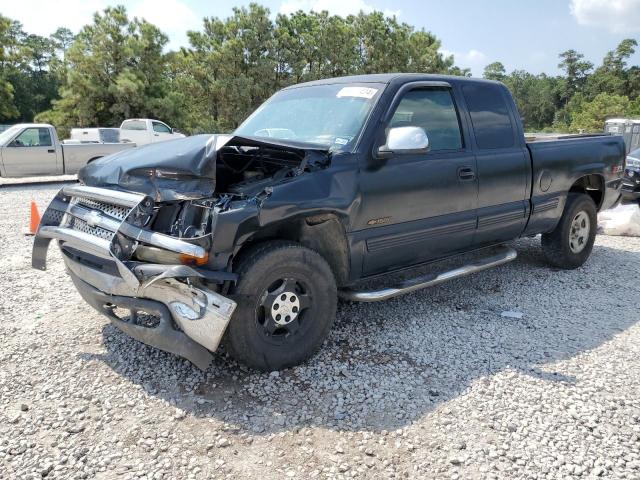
top-left (1, 0), bottom-right (639, 76)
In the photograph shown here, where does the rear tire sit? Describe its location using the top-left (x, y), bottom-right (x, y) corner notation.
top-left (541, 193), bottom-right (597, 269)
top-left (224, 240), bottom-right (337, 371)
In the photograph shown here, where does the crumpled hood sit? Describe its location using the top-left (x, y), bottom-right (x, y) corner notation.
top-left (78, 134), bottom-right (228, 202)
top-left (78, 134), bottom-right (330, 202)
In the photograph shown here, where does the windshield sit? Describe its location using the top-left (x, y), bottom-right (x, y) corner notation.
top-left (235, 83), bottom-right (385, 150)
top-left (0, 126), bottom-right (22, 146)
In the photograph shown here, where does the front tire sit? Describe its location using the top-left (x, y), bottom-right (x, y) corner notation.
top-left (224, 240), bottom-right (337, 371)
top-left (541, 193), bottom-right (597, 269)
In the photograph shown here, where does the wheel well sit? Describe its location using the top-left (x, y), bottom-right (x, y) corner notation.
top-left (569, 174), bottom-right (604, 210)
top-left (87, 156), bottom-right (103, 163)
top-left (233, 214), bottom-right (350, 286)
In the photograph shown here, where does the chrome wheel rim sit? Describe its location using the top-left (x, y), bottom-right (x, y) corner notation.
top-left (569, 211), bottom-right (590, 254)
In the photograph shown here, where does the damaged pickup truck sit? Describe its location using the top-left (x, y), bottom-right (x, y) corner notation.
top-left (32, 74), bottom-right (625, 371)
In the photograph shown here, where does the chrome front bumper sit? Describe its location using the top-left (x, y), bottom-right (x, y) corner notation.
top-left (32, 185), bottom-right (237, 370)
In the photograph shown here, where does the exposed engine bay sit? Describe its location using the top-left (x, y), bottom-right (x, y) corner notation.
top-left (78, 133), bottom-right (330, 201)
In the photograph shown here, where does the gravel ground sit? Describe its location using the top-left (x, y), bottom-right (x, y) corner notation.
top-left (1, 182), bottom-right (640, 480)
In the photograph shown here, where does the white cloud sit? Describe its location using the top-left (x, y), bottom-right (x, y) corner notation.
top-left (279, 0), bottom-right (400, 18)
top-left (0, 0), bottom-right (201, 49)
top-left (570, 0), bottom-right (640, 33)
top-left (131, 0), bottom-right (201, 49)
top-left (0, 0), bottom-right (107, 36)
top-left (440, 48), bottom-right (488, 76)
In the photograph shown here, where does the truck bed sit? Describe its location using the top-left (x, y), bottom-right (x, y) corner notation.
top-left (523, 132), bottom-right (625, 236)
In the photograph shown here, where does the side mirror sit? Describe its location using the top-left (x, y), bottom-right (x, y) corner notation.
top-left (377, 126), bottom-right (430, 158)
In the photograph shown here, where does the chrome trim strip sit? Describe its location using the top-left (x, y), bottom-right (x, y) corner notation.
top-left (339, 246), bottom-right (517, 302)
top-left (62, 185), bottom-right (145, 208)
top-left (37, 226), bottom-right (112, 259)
top-left (118, 223), bottom-right (207, 259)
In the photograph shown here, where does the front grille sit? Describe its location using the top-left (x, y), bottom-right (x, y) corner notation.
top-left (33, 185), bottom-right (148, 271)
top-left (36, 185), bottom-right (205, 269)
top-left (74, 197), bottom-right (130, 221)
top-left (66, 215), bottom-right (114, 240)
top-left (61, 196), bottom-right (136, 243)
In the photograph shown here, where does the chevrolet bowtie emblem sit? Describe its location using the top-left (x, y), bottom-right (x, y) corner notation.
top-left (85, 210), bottom-right (102, 228)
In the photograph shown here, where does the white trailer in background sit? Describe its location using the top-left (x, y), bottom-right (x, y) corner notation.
top-left (605, 118), bottom-right (640, 154)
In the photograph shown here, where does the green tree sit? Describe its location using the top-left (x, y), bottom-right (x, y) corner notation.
top-left (568, 93), bottom-right (631, 132)
top-left (0, 15), bottom-right (19, 120)
top-left (483, 62), bottom-right (506, 81)
top-left (38, 6), bottom-right (174, 129)
top-left (503, 70), bottom-right (562, 131)
top-left (51, 27), bottom-right (75, 63)
top-left (586, 39), bottom-right (637, 98)
top-left (557, 49), bottom-right (592, 100)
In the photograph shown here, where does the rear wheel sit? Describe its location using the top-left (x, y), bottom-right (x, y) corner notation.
top-left (224, 240), bottom-right (337, 371)
top-left (541, 193), bottom-right (597, 269)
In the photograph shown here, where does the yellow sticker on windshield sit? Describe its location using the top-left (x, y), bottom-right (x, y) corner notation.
top-left (336, 87), bottom-right (378, 99)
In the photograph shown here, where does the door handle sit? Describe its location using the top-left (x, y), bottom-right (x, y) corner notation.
top-left (458, 166), bottom-right (475, 181)
top-left (154, 133), bottom-right (159, 136)
top-left (47, 149), bottom-right (55, 153)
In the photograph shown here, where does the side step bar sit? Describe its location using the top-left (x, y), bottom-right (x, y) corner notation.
top-left (339, 246), bottom-right (517, 302)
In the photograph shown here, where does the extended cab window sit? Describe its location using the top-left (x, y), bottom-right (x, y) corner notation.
top-left (152, 122), bottom-right (171, 133)
top-left (122, 120), bottom-right (146, 131)
top-left (390, 88), bottom-right (463, 151)
top-left (13, 128), bottom-right (52, 147)
top-left (462, 84), bottom-right (515, 149)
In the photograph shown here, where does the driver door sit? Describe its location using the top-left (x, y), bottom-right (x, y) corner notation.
top-left (2, 127), bottom-right (59, 177)
top-left (355, 86), bottom-right (478, 275)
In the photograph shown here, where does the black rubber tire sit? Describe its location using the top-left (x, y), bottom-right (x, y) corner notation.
top-left (541, 193), bottom-right (597, 269)
top-left (224, 240), bottom-right (337, 371)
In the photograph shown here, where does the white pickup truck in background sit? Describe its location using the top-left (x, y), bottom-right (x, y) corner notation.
top-left (119, 119), bottom-right (185, 145)
top-left (0, 124), bottom-right (135, 178)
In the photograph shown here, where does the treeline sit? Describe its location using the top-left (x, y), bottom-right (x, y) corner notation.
top-left (485, 42), bottom-right (640, 132)
top-left (0, 4), bottom-right (463, 136)
top-left (0, 3), bottom-right (638, 136)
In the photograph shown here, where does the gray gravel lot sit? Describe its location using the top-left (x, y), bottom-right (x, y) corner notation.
top-left (1, 182), bottom-right (640, 479)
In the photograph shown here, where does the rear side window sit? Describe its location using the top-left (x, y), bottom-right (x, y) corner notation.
top-left (390, 88), bottom-right (463, 151)
top-left (121, 120), bottom-right (146, 131)
top-left (462, 84), bottom-right (515, 149)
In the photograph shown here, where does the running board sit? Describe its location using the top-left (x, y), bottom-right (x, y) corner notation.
top-left (339, 246), bottom-right (517, 302)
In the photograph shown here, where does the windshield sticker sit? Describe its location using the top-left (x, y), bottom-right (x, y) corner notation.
top-left (334, 137), bottom-right (349, 145)
top-left (337, 87), bottom-right (378, 99)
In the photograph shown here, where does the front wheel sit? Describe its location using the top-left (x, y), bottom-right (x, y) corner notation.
top-left (541, 193), bottom-right (597, 269)
top-left (224, 240), bottom-right (337, 371)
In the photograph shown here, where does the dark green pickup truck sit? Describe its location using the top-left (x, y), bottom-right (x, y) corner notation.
top-left (33, 74), bottom-right (625, 371)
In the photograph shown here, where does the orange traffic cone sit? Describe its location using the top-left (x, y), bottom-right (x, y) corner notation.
top-left (25, 200), bottom-right (41, 236)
